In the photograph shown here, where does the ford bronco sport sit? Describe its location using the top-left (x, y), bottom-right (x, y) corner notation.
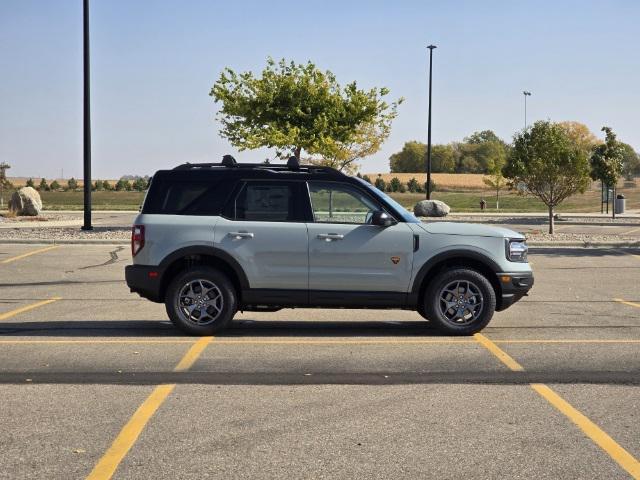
top-left (125, 155), bottom-right (533, 336)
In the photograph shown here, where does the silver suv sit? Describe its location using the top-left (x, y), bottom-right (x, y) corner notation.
top-left (125, 156), bottom-right (533, 336)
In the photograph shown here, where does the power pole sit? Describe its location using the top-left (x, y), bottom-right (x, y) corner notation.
top-left (81, 0), bottom-right (93, 230)
top-left (426, 44), bottom-right (437, 200)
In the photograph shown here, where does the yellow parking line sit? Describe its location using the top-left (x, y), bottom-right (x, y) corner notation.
top-left (473, 333), bottom-right (524, 371)
top-left (213, 339), bottom-right (475, 345)
top-left (0, 297), bottom-right (61, 321)
top-left (0, 245), bottom-right (59, 264)
top-left (476, 333), bottom-right (640, 478)
top-left (532, 384), bottom-right (640, 479)
top-left (614, 298), bottom-right (640, 309)
top-left (0, 340), bottom-right (195, 344)
top-left (495, 339), bottom-right (640, 344)
top-left (85, 384), bottom-right (175, 480)
top-left (86, 336), bottom-right (214, 480)
top-left (173, 336), bottom-right (213, 372)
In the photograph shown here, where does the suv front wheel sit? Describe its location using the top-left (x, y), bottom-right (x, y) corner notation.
top-left (165, 267), bottom-right (237, 335)
top-left (423, 268), bottom-right (496, 335)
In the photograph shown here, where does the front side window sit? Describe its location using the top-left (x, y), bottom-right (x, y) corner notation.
top-left (231, 182), bottom-right (299, 222)
top-left (308, 181), bottom-right (382, 224)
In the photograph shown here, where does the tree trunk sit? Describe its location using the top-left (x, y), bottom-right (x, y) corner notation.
top-left (548, 205), bottom-right (554, 234)
top-left (294, 147), bottom-right (302, 159)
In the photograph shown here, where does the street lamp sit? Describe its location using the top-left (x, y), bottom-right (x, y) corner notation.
top-left (81, 0), bottom-right (93, 230)
top-left (522, 91), bottom-right (531, 130)
top-left (426, 44), bottom-right (437, 200)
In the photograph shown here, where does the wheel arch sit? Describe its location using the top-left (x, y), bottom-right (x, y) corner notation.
top-left (411, 249), bottom-right (501, 308)
top-left (158, 246), bottom-right (249, 302)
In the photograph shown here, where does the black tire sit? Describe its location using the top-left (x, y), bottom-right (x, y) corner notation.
top-left (423, 268), bottom-right (496, 335)
top-left (165, 267), bottom-right (237, 335)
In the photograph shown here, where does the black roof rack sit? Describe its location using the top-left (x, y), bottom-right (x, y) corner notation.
top-left (173, 157), bottom-right (344, 177)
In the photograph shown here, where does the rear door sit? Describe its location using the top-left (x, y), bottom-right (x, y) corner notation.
top-left (306, 181), bottom-right (414, 294)
top-left (213, 180), bottom-right (309, 292)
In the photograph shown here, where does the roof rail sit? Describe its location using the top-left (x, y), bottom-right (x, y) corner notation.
top-left (173, 158), bottom-right (344, 177)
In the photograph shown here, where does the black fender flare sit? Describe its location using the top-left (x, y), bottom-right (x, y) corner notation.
top-left (158, 245), bottom-right (250, 290)
top-left (411, 248), bottom-right (501, 296)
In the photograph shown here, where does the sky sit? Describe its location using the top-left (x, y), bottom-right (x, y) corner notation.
top-left (1, 0), bottom-right (639, 179)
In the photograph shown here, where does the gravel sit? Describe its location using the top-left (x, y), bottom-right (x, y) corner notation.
top-left (0, 226), bottom-right (129, 241)
top-left (0, 213), bottom-right (79, 224)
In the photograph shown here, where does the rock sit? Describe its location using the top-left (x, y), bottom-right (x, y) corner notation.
top-left (8, 187), bottom-right (42, 216)
top-left (414, 199), bottom-right (450, 217)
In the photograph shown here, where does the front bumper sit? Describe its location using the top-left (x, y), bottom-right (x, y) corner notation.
top-left (495, 271), bottom-right (534, 311)
top-left (125, 264), bottom-right (164, 303)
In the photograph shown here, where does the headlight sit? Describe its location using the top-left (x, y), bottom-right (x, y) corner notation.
top-left (506, 239), bottom-right (528, 262)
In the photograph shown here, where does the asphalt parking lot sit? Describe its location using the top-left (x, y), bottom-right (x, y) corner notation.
top-left (0, 244), bottom-right (639, 479)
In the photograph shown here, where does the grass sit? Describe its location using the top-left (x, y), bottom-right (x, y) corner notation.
top-left (39, 190), bottom-right (145, 210)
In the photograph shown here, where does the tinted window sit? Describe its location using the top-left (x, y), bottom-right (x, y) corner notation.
top-left (143, 179), bottom-right (235, 215)
top-left (231, 182), bottom-right (302, 222)
top-left (308, 181), bottom-right (381, 224)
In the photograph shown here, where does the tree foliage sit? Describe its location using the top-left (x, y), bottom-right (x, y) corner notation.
top-left (388, 130), bottom-right (507, 174)
top-left (211, 58), bottom-right (401, 161)
top-left (504, 121), bottom-right (591, 233)
top-left (558, 121), bottom-right (598, 156)
top-left (620, 143), bottom-right (640, 180)
top-left (50, 180), bottom-right (61, 191)
top-left (67, 178), bottom-right (78, 190)
top-left (590, 127), bottom-right (624, 188)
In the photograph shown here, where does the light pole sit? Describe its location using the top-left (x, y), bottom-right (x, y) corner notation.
top-left (81, 0), bottom-right (93, 230)
top-left (523, 91), bottom-right (531, 130)
top-left (426, 44), bottom-right (437, 200)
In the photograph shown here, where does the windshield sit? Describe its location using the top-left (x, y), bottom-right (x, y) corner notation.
top-left (354, 178), bottom-right (420, 223)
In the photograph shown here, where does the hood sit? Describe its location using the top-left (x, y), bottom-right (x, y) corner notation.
top-left (419, 222), bottom-right (524, 239)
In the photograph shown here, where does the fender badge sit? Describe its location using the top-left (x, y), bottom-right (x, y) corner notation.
top-left (391, 256), bottom-right (400, 265)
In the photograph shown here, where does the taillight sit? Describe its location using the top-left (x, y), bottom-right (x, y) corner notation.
top-left (131, 225), bottom-right (145, 257)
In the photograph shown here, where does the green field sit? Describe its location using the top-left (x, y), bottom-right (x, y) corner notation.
top-left (2, 184), bottom-right (637, 213)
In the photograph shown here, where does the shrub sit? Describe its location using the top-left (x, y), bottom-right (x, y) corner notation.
top-left (102, 180), bottom-right (112, 191)
top-left (39, 178), bottom-right (49, 191)
top-left (67, 178), bottom-right (78, 190)
top-left (362, 174), bottom-right (372, 184)
top-left (407, 177), bottom-right (420, 193)
top-left (374, 175), bottom-right (386, 191)
top-left (50, 180), bottom-right (61, 191)
top-left (424, 179), bottom-right (437, 193)
top-left (26, 178), bottom-right (35, 188)
top-left (389, 177), bottom-right (402, 192)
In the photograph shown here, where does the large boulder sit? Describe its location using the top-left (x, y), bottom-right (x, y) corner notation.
top-left (8, 186), bottom-right (42, 216)
top-left (414, 199), bottom-right (450, 217)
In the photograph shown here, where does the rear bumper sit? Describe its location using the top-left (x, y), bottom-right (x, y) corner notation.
top-left (125, 265), bottom-right (163, 303)
top-left (495, 271), bottom-right (534, 311)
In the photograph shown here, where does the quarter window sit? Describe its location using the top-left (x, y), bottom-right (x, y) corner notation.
top-left (308, 181), bottom-right (382, 224)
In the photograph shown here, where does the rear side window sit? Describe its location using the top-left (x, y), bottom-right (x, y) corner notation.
top-left (142, 179), bottom-right (236, 215)
top-left (226, 181), bottom-right (307, 222)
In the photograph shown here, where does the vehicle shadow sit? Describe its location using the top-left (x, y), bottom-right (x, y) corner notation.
top-left (0, 319), bottom-right (442, 338)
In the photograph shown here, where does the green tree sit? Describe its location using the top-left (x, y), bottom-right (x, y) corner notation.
top-left (460, 130), bottom-right (508, 173)
top-left (389, 141), bottom-right (424, 172)
top-left (558, 121), bottom-right (598, 156)
top-left (620, 143), bottom-right (640, 180)
top-left (374, 175), bottom-right (386, 191)
top-left (431, 144), bottom-right (456, 173)
top-left (39, 178), bottom-right (49, 191)
top-left (590, 127), bottom-right (625, 218)
top-left (407, 177), bottom-right (420, 193)
top-left (26, 178), bottom-right (35, 188)
top-left (389, 177), bottom-right (402, 192)
top-left (94, 180), bottom-right (103, 191)
top-left (362, 175), bottom-right (372, 184)
top-left (504, 120), bottom-right (591, 233)
top-left (483, 157), bottom-right (507, 210)
top-left (67, 178), bottom-right (78, 191)
top-left (50, 180), bottom-right (61, 191)
top-left (102, 180), bottom-right (112, 191)
top-left (132, 178), bottom-right (147, 191)
top-left (211, 57), bottom-right (401, 161)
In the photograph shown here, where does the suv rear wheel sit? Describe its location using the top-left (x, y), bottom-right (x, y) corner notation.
top-left (423, 268), bottom-right (496, 335)
top-left (165, 267), bottom-right (236, 335)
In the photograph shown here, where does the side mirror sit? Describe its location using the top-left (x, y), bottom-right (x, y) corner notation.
top-left (371, 210), bottom-right (397, 227)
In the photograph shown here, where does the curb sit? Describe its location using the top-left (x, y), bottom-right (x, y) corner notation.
top-left (527, 241), bottom-right (640, 248)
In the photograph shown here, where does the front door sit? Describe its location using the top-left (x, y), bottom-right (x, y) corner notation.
top-left (214, 180), bottom-right (309, 291)
top-left (306, 181), bottom-right (414, 295)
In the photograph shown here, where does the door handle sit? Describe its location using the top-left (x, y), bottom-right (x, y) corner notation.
top-left (229, 231), bottom-right (254, 239)
top-left (317, 233), bottom-right (344, 241)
